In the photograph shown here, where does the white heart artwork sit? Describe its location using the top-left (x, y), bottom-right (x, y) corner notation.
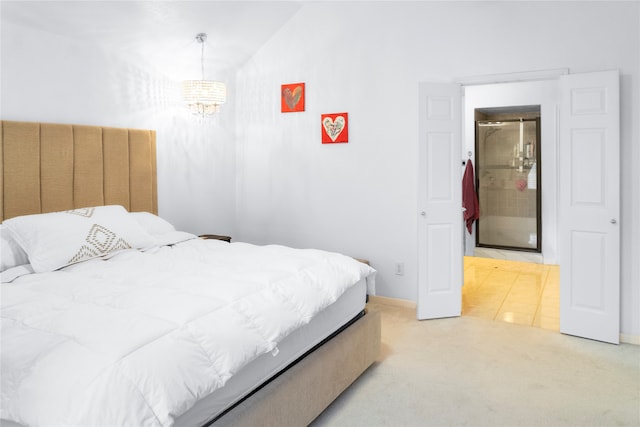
top-left (322, 116), bottom-right (345, 142)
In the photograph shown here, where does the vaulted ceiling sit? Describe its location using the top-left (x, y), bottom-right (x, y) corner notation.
top-left (1, 1), bottom-right (304, 79)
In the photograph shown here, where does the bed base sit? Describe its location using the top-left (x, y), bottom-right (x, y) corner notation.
top-left (211, 309), bottom-right (381, 426)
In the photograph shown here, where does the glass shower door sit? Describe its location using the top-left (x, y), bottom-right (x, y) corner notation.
top-left (475, 118), bottom-right (541, 252)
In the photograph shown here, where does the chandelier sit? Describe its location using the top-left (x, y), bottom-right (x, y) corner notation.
top-left (182, 33), bottom-right (227, 116)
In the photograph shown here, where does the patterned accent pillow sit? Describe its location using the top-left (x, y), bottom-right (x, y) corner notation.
top-left (3, 205), bottom-right (156, 273)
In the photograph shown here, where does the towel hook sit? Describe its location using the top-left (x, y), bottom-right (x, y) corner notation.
top-left (463, 151), bottom-right (473, 166)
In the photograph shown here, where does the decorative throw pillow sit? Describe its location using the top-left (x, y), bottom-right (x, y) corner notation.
top-left (3, 205), bottom-right (156, 273)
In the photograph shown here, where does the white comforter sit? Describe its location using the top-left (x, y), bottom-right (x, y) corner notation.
top-left (1, 238), bottom-right (374, 426)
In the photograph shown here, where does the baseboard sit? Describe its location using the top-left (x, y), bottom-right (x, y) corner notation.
top-left (620, 333), bottom-right (640, 345)
top-left (368, 295), bottom-right (417, 310)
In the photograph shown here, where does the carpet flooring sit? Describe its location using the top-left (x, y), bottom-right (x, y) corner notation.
top-left (311, 299), bottom-right (640, 427)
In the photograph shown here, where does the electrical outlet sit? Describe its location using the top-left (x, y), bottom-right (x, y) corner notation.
top-left (394, 262), bottom-right (405, 276)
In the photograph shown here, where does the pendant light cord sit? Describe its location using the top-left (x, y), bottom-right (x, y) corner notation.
top-left (195, 33), bottom-right (207, 80)
top-left (200, 38), bottom-right (205, 80)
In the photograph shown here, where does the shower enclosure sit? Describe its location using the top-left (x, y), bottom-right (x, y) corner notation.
top-left (475, 110), bottom-right (541, 252)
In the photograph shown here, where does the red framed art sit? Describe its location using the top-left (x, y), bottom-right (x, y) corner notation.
top-left (321, 112), bottom-right (348, 144)
top-left (281, 83), bottom-right (305, 112)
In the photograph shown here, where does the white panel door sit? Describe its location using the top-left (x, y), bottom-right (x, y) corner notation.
top-left (559, 70), bottom-right (620, 344)
top-left (417, 83), bottom-right (462, 320)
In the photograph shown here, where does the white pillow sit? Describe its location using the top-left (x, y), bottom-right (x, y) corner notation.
top-left (130, 211), bottom-right (176, 236)
top-left (129, 212), bottom-right (197, 248)
top-left (3, 205), bottom-right (156, 273)
top-left (0, 224), bottom-right (29, 272)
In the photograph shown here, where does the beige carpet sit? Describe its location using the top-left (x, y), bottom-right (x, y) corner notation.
top-left (311, 299), bottom-right (640, 427)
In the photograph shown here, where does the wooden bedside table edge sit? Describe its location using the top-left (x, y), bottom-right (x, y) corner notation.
top-left (199, 234), bottom-right (232, 242)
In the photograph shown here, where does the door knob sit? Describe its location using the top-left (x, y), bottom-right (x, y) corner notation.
top-left (610, 219), bottom-right (617, 224)
top-left (421, 211), bottom-right (426, 217)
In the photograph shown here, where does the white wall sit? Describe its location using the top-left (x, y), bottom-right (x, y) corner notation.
top-left (235, 1), bottom-right (640, 338)
top-left (0, 21), bottom-right (237, 237)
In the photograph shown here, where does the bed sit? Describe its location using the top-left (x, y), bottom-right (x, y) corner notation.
top-left (0, 120), bottom-right (381, 426)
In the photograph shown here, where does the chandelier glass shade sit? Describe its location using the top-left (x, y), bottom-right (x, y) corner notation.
top-left (183, 80), bottom-right (226, 115)
top-left (183, 33), bottom-right (226, 116)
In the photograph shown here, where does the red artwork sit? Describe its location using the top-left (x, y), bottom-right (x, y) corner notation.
top-left (281, 83), bottom-right (305, 112)
top-left (321, 112), bottom-right (348, 144)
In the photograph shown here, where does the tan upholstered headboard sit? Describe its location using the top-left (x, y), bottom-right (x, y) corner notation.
top-left (0, 121), bottom-right (157, 222)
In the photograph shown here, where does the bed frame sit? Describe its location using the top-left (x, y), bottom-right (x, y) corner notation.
top-left (0, 120), bottom-right (381, 425)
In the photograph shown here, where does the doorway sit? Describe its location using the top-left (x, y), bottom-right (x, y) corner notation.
top-left (462, 83), bottom-right (556, 331)
top-left (418, 71), bottom-right (620, 343)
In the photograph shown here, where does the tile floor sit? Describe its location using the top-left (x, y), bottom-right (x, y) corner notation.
top-left (462, 256), bottom-right (560, 331)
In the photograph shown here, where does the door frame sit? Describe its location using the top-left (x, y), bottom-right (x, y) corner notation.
top-left (418, 70), bottom-right (621, 343)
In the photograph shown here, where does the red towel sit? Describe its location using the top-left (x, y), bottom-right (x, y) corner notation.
top-left (462, 160), bottom-right (479, 234)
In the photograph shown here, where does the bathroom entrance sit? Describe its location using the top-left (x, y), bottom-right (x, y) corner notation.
top-left (466, 100), bottom-right (550, 331)
top-left (475, 107), bottom-right (541, 253)
top-left (418, 70), bottom-right (620, 343)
